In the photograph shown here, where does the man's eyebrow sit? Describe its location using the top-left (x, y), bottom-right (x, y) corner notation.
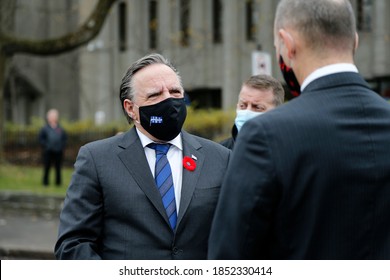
top-left (144, 86), bottom-right (183, 97)
top-left (169, 86), bottom-right (183, 92)
top-left (145, 90), bottom-right (163, 97)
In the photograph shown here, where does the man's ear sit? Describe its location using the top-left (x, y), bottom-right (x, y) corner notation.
top-left (354, 32), bottom-right (359, 51)
top-left (123, 99), bottom-right (135, 119)
top-left (278, 29), bottom-right (296, 60)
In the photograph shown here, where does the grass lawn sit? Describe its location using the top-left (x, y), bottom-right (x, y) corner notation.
top-left (0, 163), bottom-right (73, 196)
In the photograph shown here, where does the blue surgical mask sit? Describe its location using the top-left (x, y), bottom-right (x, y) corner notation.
top-left (234, 109), bottom-right (264, 132)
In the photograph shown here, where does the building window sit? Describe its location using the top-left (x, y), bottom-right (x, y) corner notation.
top-left (246, 0), bottom-right (256, 42)
top-left (357, 0), bottom-right (372, 32)
top-left (118, 2), bottom-right (127, 52)
top-left (149, 0), bottom-right (158, 49)
top-left (180, 0), bottom-right (190, 46)
top-left (212, 0), bottom-right (222, 43)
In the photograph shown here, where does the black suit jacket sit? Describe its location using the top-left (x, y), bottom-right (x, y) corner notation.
top-left (208, 72), bottom-right (390, 259)
top-left (55, 128), bottom-right (230, 259)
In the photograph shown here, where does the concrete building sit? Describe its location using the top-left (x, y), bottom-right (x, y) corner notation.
top-left (4, 0), bottom-right (81, 124)
top-left (5, 0), bottom-right (390, 125)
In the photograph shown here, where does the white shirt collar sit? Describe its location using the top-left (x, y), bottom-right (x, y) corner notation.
top-left (136, 127), bottom-right (183, 151)
top-left (301, 63), bottom-right (358, 92)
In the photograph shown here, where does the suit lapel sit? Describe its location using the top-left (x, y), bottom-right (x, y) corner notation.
top-left (116, 129), bottom-right (205, 230)
top-left (177, 131), bottom-right (204, 225)
top-left (117, 128), bottom-right (169, 225)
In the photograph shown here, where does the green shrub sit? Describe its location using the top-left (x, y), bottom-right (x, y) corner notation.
top-left (6, 107), bottom-right (234, 139)
top-left (4, 107), bottom-right (235, 166)
top-left (184, 107), bottom-right (234, 140)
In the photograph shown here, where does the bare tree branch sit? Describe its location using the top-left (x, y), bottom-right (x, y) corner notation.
top-left (0, 0), bottom-right (118, 56)
top-left (0, 0), bottom-right (118, 162)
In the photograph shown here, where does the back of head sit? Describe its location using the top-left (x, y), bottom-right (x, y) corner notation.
top-left (275, 0), bottom-right (356, 54)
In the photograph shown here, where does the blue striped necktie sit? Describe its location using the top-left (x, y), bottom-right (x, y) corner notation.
top-left (148, 143), bottom-right (177, 230)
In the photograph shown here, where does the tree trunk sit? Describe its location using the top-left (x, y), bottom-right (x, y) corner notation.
top-left (0, 51), bottom-right (8, 163)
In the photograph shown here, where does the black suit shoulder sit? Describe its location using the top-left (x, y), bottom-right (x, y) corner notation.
top-left (219, 137), bottom-right (234, 150)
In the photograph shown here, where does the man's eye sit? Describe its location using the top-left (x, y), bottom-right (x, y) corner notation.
top-left (149, 93), bottom-right (160, 99)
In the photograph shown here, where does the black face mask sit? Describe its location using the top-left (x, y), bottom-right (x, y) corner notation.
top-left (138, 97), bottom-right (187, 141)
top-left (279, 55), bottom-right (301, 97)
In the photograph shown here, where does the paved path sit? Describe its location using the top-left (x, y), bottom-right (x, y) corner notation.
top-left (0, 191), bottom-right (63, 259)
top-left (0, 213), bottom-right (59, 259)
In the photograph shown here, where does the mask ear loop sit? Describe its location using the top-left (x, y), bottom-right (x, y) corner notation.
top-left (131, 103), bottom-right (141, 124)
top-left (124, 99), bottom-right (141, 124)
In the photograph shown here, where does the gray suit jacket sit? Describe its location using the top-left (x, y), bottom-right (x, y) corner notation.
top-left (55, 128), bottom-right (230, 259)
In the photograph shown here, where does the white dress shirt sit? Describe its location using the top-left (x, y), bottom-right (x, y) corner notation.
top-left (136, 127), bottom-right (183, 214)
top-left (301, 63), bottom-right (359, 92)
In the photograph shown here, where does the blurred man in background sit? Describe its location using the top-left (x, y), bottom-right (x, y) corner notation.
top-left (39, 109), bottom-right (67, 187)
top-left (220, 74), bottom-right (284, 150)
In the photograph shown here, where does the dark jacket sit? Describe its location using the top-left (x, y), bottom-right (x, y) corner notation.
top-left (209, 72), bottom-right (390, 259)
top-left (39, 124), bottom-right (67, 152)
top-left (219, 125), bottom-right (238, 150)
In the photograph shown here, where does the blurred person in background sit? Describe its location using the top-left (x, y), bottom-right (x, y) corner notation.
top-left (220, 74), bottom-right (285, 150)
top-left (38, 108), bottom-right (67, 187)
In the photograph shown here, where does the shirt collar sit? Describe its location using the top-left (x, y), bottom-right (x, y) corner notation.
top-left (301, 63), bottom-right (358, 92)
top-left (136, 127), bottom-right (183, 151)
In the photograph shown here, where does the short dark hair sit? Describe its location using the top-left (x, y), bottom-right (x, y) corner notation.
top-left (243, 75), bottom-right (285, 106)
top-left (275, 0), bottom-right (356, 53)
top-left (119, 53), bottom-right (182, 123)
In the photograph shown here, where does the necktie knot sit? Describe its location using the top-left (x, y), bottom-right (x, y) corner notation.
top-left (148, 143), bottom-right (171, 155)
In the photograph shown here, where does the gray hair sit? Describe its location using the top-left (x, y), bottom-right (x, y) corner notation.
top-left (275, 0), bottom-right (356, 53)
top-left (243, 75), bottom-right (285, 106)
top-left (119, 53), bottom-right (183, 123)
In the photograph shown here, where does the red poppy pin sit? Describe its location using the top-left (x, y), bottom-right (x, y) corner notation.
top-left (183, 156), bottom-right (196, 171)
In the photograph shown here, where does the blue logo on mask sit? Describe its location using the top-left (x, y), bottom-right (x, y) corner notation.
top-left (150, 116), bottom-right (163, 125)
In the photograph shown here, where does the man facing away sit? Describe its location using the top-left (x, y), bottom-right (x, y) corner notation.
top-left (220, 74), bottom-right (285, 150)
top-left (55, 53), bottom-right (230, 259)
top-left (209, 0), bottom-right (390, 259)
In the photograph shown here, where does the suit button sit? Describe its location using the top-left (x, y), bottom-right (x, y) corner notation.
top-left (172, 247), bottom-right (182, 255)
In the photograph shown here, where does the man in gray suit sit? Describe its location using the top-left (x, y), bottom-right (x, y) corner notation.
top-left (55, 53), bottom-right (230, 259)
top-left (209, 0), bottom-right (390, 259)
